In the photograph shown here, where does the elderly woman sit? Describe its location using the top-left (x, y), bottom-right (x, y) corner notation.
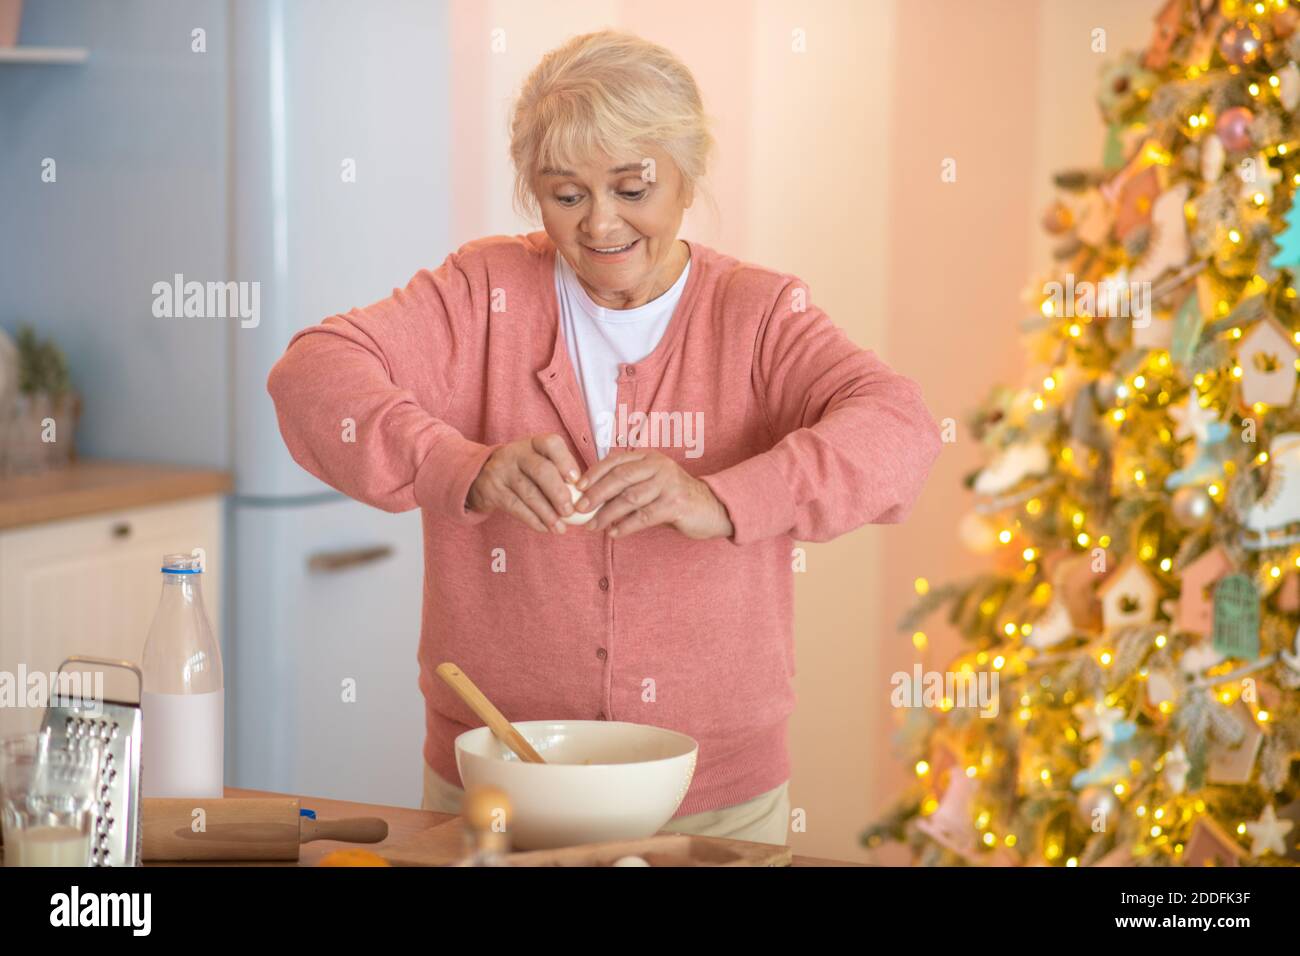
top-left (267, 29), bottom-right (942, 846)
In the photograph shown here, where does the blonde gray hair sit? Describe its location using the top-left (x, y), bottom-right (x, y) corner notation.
top-left (509, 29), bottom-right (715, 221)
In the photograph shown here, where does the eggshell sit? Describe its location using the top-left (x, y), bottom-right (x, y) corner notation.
top-left (561, 480), bottom-right (599, 525)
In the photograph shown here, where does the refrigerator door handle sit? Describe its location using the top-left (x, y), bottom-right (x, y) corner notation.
top-left (306, 545), bottom-right (396, 573)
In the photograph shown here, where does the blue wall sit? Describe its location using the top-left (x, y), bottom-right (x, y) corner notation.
top-left (0, 0), bottom-right (230, 467)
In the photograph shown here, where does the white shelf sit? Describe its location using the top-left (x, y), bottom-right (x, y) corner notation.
top-left (0, 47), bottom-right (88, 64)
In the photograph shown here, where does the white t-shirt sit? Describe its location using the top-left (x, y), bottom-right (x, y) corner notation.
top-left (555, 248), bottom-right (691, 459)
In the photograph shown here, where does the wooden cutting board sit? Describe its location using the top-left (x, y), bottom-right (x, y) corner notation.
top-left (382, 816), bottom-right (792, 867)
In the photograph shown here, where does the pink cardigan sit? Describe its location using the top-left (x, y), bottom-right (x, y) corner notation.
top-left (267, 231), bottom-right (942, 816)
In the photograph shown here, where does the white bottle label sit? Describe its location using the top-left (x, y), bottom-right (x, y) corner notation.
top-left (141, 689), bottom-right (225, 798)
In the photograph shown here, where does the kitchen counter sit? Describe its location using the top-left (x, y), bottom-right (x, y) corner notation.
top-left (0, 459), bottom-right (232, 530)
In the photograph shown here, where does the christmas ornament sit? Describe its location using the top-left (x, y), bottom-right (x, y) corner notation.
top-left (1275, 6), bottom-right (1300, 40)
top-left (1170, 289), bottom-right (1207, 369)
top-left (1171, 484), bottom-right (1215, 527)
top-left (1065, 188), bottom-right (1113, 246)
top-left (1113, 166), bottom-right (1163, 241)
top-left (1184, 815), bottom-right (1248, 866)
top-left (1027, 600), bottom-right (1075, 649)
top-left (1207, 701), bottom-right (1264, 784)
top-left (1276, 572), bottom-right (1300, 612)
top-left (1077, 786), bottom-right (1119, 825)
top-left (1280, 61), bottom-right (1300, 111)
top-left (1162, 741), bottom-right (1190, 794)
top-left (1144, 0), bottom-right (1185, 69)
top-left (1271, 199), bottom-right (1300, 270)
top-left (973, 441), bottom-right (1049, 496)
top-left (1236, 316), bottom-right (1299, 408)
top-left (1099, 51), bottom-right (1159, 123)
top-left (1214, 106), bottom-right (1254, 152)
top-left (1244, 804), bottom-right (1293, 857)
top-left (1074, 700), bottom-right (1126, 742)
top-left (1097, 557), bottom-right (1161, 629)
top-left (1094, 371), bottom-right (1122, 408)
top-left (1132, 183), bottom-right (1192, 285)
top-left (1218, 20), bottom-right (1263, 67)
top-left (1280, 625), bottom-right (1300, 675)
top-left (1187, 6), bottom-right (1225, 68)
top-left (1071, 719), bottom-right (1138, 789)
top-left (1276, 798), bottom-right (1300, 862)
top-left (1145, 668), bottom-right (1180, 718)
top-left (1200, 133), bottom-right (1226, 182)
top-left (1176, 545), bottom-right (1233, 636)
top-left (1091, 843), bottom-right (1135, 866)
top-left (1238, 151), bottom-right (1282, 203)
top-left (1168, 392), bottom-right (1226, 444)
top-left (1180, 641), bottom-right (1227, 675)
top-left (1042, 200), bottom-right (1073, 235)
top-left (1210, 573), bottom-right (1261, 660)
top-left (915, 770), bottom-right (978, 857)
top-left (1056, 553), bottom-right (1106, 631)
top-left (1242, 433), bottom-right (1300, 549)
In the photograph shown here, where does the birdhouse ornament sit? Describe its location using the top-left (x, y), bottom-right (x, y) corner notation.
top-left (1207, 700), bottom-right (1265, 786)
top-left (1176, 545), bottom-right (1233, 637)
top-left (1184, 815), bottom-right (1249, 867)
top-left (1236, 316), bottom-right (1299, 409)
top-left (1210, 574), bottom-right (1261, 660)
top-left (1143, 0), bottom-right (1184, 71)
top-left (1097, 556), bottom-right (1161, 630)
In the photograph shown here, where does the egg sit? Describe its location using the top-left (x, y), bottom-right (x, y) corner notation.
top-left (612, 855), bottom-right (651, 866)
top-left (561, 480), bottom-right (600, 525)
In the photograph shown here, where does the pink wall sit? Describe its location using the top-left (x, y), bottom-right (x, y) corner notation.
top-left (873, 0), bottom-right (1044, 863)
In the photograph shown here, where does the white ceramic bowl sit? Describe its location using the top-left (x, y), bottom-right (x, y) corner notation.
top-left (454, 720), bottom-right (698, 850)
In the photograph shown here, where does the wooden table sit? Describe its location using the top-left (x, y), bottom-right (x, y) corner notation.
top-left (223, 787), bottom-right (855, 866)
top-left (15, 786), bottom-right (848, 866)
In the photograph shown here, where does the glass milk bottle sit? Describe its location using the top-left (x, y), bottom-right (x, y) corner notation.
top-left (141, 552), bottom-right (224, 797)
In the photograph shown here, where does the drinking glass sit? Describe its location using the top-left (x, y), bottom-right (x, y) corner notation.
top-left (1, 730), bottom-right (101, 866)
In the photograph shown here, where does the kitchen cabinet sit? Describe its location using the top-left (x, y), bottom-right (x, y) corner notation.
top-left (0, 462), bottom-right (230, 736)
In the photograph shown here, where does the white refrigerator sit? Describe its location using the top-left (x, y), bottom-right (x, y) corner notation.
top-left (227, 0), bottom-right (451, 807)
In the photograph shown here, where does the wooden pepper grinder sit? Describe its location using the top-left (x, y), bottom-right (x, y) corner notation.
top-left (457, 785), bottom-right (512, 866)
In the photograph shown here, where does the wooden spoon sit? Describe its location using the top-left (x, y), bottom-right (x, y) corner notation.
top-left (435, 662), bottom-right (546, 764)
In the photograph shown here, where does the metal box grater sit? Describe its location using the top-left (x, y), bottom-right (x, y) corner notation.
top-left (40, 656), bottom-right (143, 867)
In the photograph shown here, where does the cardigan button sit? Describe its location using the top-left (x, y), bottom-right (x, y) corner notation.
top-left (596, 647), bottom-right (607, 661)
top-left (598, 577), bottom-right (609, 591)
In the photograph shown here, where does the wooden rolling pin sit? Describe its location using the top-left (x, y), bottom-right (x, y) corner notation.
top-left (142, 797), bottom-right (388, 861)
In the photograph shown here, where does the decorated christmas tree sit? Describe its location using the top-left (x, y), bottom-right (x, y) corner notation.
top-left (867, 0), bottom-right (1300, 867)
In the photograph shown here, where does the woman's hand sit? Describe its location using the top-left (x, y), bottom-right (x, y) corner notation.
top-left (466, 433), bottom-right (584, 533)
top-left (573, 449), bottom-right (734, 540)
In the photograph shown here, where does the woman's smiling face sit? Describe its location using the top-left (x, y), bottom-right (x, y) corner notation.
top-left (537, 143), bottom-right (694, 310)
